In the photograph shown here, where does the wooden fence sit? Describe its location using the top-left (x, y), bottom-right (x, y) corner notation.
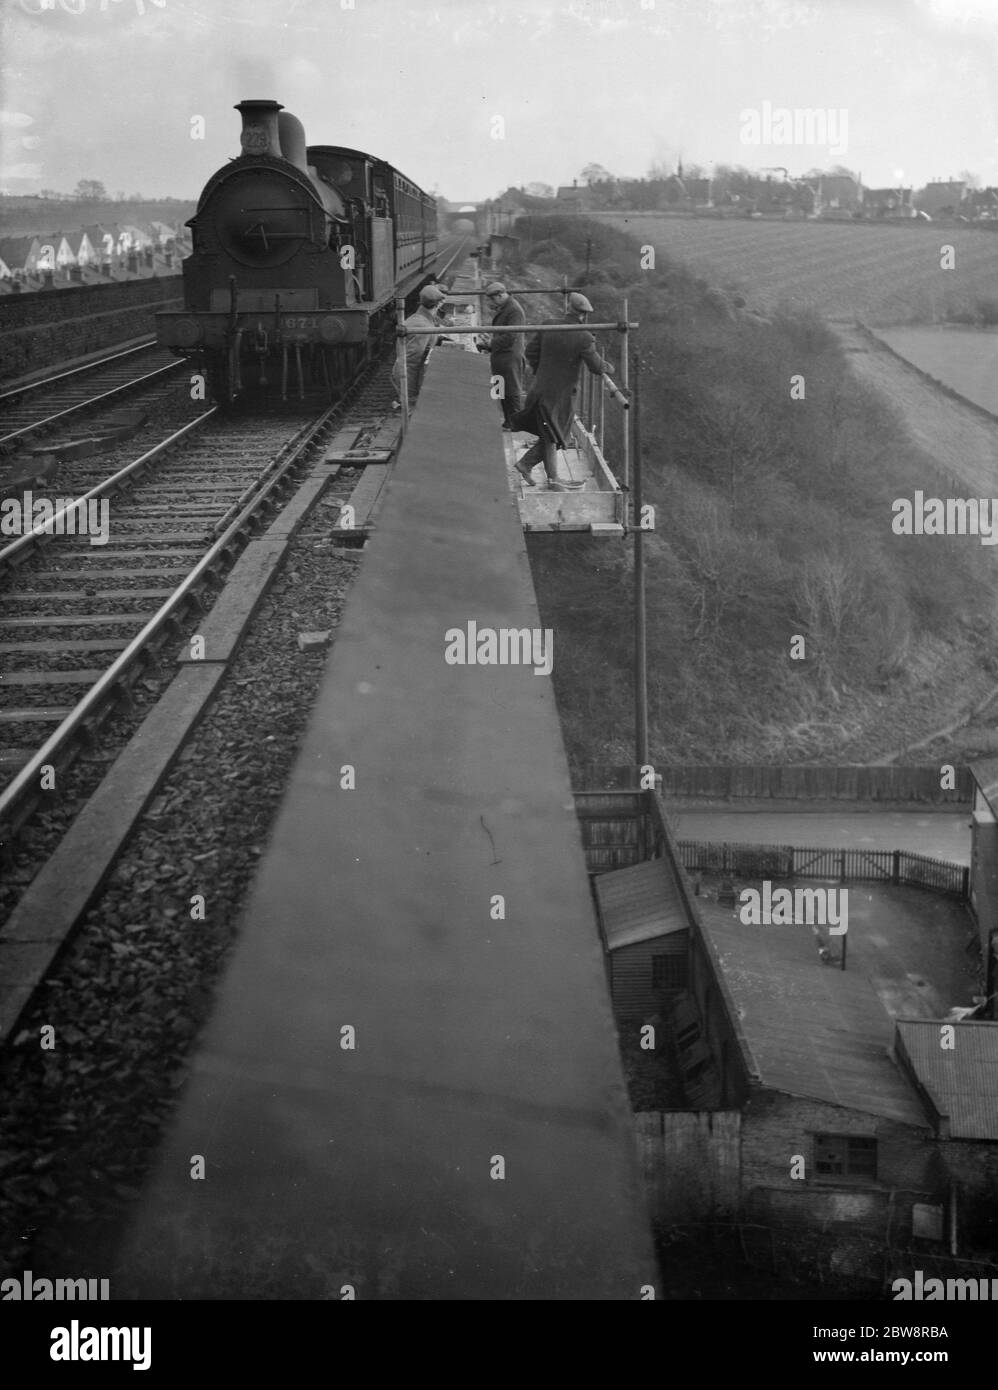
top-left (575, 789), bottom-right (669, 871)
top-left (678, 840), bottom-right (969, 898)
top-left (575, 764), bottom-right (973, 803)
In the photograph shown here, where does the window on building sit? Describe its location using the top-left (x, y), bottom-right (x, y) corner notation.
top-left (814, 1134), bottom-right (877, 1180)
top-left (651, 953), bottom-right (687, 991)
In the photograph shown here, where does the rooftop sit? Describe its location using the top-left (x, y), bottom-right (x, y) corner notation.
top-left (700, 895), bottom-right (928, 1125)
top-left (895, 1019), bottom-right (998, 1139)
top-left (594, 858), bottom-right (689, 950)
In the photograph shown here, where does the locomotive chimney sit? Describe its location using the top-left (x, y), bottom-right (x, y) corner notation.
top-left (277, 111), bottom-right (309, 173)
top-left (234, 99), bottom-right (284, 158)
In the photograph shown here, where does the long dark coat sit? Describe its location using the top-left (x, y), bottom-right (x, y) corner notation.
top-left (512, 316), bottom-right (610, 448)
top-left (489, 296), bottom-right (526, 420)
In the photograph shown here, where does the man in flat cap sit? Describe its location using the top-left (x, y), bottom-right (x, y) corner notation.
top-left (481, 281), bottom-right (526, 429)
top-left (393, 283), bottom-right (447, 409)
top-left (512, 292), bottom-right (611, 488)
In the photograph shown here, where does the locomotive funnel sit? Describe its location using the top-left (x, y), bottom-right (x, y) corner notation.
top-left (235, 99), bottom-right (284, 158)
top-left (277, 111), bottom-right (309, 173)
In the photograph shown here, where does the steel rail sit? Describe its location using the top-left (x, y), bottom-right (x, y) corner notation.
top-left (0, 350), bottom-right (386, 834)
top-left (0, 370), bottom-right (374, 836)
top-left (434, 236), bottom-right (471, 279)
top-left (0, 408), bottom-right (217, 570)
top-left (0, 339), bottom-right (160, 405)
top-left (0, 358), bottom-right (187, 450)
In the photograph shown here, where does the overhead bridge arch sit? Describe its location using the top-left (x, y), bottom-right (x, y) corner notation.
top-left (443, 203), bottom-right (483, 235)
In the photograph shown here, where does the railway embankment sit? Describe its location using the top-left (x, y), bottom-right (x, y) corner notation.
top-left (504, 215), bottom-right (998, 770)
top-left (0, 276), bottom-right (183, 383)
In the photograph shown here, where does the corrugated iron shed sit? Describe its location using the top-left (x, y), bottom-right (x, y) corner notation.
top-left (894, 1019), bottom-right (998, 1140)
top-left (594, 858), bottom-right (690, 950)
top-left (699, 904), bottom-right (928, 1127)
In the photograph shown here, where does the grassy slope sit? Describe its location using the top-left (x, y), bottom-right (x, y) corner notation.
top-left (515, 216), bottom-right (998, 771)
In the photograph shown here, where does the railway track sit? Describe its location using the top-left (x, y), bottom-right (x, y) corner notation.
top-left (0, 341), bottom-right (185, 453)
top-left (0, 354), bottom-right (406, 845)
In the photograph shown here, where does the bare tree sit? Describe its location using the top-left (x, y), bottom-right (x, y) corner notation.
top-left (797, 553), bottom-right (863, 688)
top-left (580, 162), bottom-right (614, 186)
top-left (73, 179), bottom-right (107, 201)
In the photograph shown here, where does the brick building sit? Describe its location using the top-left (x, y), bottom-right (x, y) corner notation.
top-left (577, 791), bottom-right (997, 1276)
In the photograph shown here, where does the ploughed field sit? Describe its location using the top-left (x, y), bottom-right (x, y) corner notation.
top-left (593, 214), bottom-right (998, 323)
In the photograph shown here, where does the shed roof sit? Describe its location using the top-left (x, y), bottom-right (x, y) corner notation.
top-left (894, 1019), bottom-right (998, 1139)
top-left (594, 857), bottom-right (690, 951)
top-left (699, 904), bottom-right (928, 1126)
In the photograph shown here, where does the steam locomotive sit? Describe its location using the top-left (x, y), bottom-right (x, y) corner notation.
top-left (156, 100), bottom-right (438, 403)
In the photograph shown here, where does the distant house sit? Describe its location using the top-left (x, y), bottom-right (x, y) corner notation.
top-left (0, 235), bottom-right (40, 278)
top-left (864, 187), bottom-right (913, 218)
top-left (62, 228), bottom-right (98, 265)
top-left (816, 174), bottom-right (862, 215)
top-left (120, 222), bottom-right (153, 250)
top-left (963, 188), bottom-right (998, 222)
top-left (83, 223), bottom-right (115, 260)
top-left (493, 188), bottom-right (531, 213)
top-left (94, 223), bottom-right (130, 256)
top-left (148, 219), bottom-right (177, 247)
top-left (35, 233), bottom-right (75, 271)
top-left (556, 181), bottom-right (595, 211)
top-left (916, 180), bottom-right (966, 219)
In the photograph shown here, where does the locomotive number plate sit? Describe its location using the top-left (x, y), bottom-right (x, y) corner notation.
top-left (285, 316), bottom-right (315, 330)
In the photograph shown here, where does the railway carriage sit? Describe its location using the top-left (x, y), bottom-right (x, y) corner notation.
top-left (156, 100), bottom-right (438, 403)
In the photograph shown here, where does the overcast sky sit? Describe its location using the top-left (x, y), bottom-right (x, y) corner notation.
top-left (1, 0), bottom-right (997, 201)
